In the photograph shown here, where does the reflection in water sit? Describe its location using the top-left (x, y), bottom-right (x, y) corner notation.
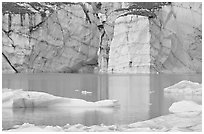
top-left (3, 107), bottom-right (118, 130)
top-left (2, 73), bottom-right (202, 130)
top-left (108, 75), bottom-right (150, 124)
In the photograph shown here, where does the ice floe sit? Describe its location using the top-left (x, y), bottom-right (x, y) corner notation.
top-left (81, 90), bottom-right (92, 95)
top-left (2, 88), bottom-right (119, 108)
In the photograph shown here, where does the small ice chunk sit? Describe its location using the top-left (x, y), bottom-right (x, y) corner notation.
top-left (81, 90), bottom-right (92, 95)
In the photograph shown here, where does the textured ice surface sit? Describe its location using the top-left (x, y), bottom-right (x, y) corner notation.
top-left (164, 80), bottom-right (202, 95)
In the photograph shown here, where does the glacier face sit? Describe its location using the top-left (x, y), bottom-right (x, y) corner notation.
top-left (108, 2), bottom-right (202, 73)
top-left (2, 2), bottom-right (202, 73)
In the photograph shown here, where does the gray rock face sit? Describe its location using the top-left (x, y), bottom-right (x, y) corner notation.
top-left (2, 2), bottom-right (202, 73)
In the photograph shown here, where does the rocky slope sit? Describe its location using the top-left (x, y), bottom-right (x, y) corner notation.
top-left (2, 2), bottom-right (202, 73)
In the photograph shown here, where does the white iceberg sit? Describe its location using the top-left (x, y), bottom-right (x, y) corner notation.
top-left (169, 100), bottom-right (202, 113)
top-left (164, 80), bottom-right (202, 95)
top-left (2, 88), bottom-right (119, 108)
top-left (169, 100), bottom-right (202, 117)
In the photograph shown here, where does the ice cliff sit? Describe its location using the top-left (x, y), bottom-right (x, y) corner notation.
top-left (108, 3), bottom-right (202, 73)
top-left (2, 2), bottom-right (202, 73)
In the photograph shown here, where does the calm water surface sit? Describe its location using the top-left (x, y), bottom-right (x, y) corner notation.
top-left (2, 73), bottom-right (202, 130)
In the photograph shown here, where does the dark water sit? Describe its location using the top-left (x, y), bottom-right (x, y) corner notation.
top-left (2, 73), bottom-right (202, 130)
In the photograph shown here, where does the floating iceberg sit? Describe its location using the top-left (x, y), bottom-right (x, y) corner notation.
top-left (2, 88), bottom-right (119, 108)
top-left (169, 100), bottom-right (202, 117)
top-left (164, 80), bottom-right (202, 95)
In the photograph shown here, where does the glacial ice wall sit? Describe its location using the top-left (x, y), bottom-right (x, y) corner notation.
top-left (150, 3), bottom-right (202, 73)
top-left (108, 15), bottom-right (151, 73)
top-left (2, 2), bottom-right (202, 73)
top-left (108, 2), bottom-right (202, 73)
top-left (2, 3), bottom-right (103, 73)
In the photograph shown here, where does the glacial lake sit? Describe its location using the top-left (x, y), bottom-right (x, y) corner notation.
top-left (2, 73), bottom-right (202, 130)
